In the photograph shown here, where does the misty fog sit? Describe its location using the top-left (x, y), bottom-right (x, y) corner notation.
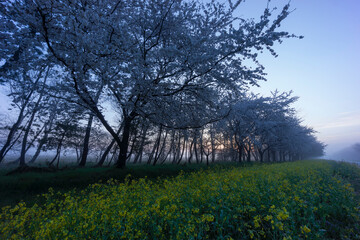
top-left (329, 143), bottom-right (360, 163)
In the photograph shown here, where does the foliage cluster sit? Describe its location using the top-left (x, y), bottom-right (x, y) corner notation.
top-left (1, 160), bottom-right (359, 239)
top-left (0, 0), bottom-right (323, 169)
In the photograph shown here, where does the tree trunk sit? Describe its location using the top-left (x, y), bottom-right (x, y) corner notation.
top-left (126, 129), bottom-right (138, 162)
top-left (75, 147), bottom-right (80, 163)
top-left (78, 114), bottom-right (94, 167)
top-left (177, 137), bottom-right (186, 165)
top-left (19, 113), bottom-right (36, 166)
top-left (49, 133), bottom-right (65, 167)
top-left (258, 149), bottom-right (264, 162)
top-left (25, 121), bottom-right (46, 154)
top-left (0, 104), bottom-right (27, 163)
top-left (0, 68), bottom-right (44, 163)
top-left (78, 82), bottom-right (104, 167)
top-left (199, 129), bottom-right (204, 164)
top-left (107, 148), bottom-right (118, 166)
top-left (29, 116), bottom-right (55, 164)
top-left (194, 132), bottom-right (199, 164)
top-left (188, 138), bottom-right (195, 164)
top-left (238, 144), bottom-right (243, 162)
top-left (96, 140), bottom-right (115, 167)
top-left (147, 126), bottom-right (161, 165)
top-left (160, 130), bottom-right (175, 164)
top-left (272, 151), bottom-right (276, 162)
top-left (172, 132), bottom-right (180, 164)
top-left (252, 150), bottom-right (259, 162)
top-left (133, 124), bottom-right (148, 164)
top-left (96, 124), bottom-right (123, 167)
top-left (19, 89), bottom-right (46, 166)
top-left (206, 149), bottom-right (210, 166)
top-left (152, 126), bottom-right (165, 166)
top-left (246, 145), bottom-right (251, 162)
top-left (156, 129), bottom-right (169, 164)
top-left (210, 131), bottom-right (216, 162)
top-left (116, 117), bottom-right (132, 168)
top-left (235, 134), bottom-right (243, 163)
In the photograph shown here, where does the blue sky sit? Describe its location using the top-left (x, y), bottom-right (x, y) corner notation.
top-left (233, 0), bottom-right (360, 156)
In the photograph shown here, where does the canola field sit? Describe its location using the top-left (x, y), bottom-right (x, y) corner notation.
top-left (1, 160), bottom-right (359, 239)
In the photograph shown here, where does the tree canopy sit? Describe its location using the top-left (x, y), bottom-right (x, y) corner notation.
top-left (0, 0), bottom-right (324, 168)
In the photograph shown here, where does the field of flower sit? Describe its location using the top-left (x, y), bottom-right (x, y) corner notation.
top-left (1, 160), bottom-right (359, 239)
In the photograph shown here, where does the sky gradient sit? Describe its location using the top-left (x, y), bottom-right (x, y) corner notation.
top-left (234, 0), bottom-right (360, 156)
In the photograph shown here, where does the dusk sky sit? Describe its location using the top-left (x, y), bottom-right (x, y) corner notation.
top-left (234, 0), bottom-right (360, 156)
top-left (0, 0), bottom-right (359, 157)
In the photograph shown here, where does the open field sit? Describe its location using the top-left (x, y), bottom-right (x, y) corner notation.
top-left (0, 162), bottom-right (233, 208)
top-left (1, 160), bottom-right (360, 239)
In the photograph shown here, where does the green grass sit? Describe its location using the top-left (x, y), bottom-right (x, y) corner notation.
top-left (1, 160), bottom-right (359, 239)
top-left (0, 161), bottom-right (252, 208)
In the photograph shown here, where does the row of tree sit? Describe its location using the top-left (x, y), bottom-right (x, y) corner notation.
top-left (0, 0), bottom-right (324, 168)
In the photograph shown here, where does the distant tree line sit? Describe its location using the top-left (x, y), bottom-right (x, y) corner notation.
top-left (0, 0), bottom-right (324, 168)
